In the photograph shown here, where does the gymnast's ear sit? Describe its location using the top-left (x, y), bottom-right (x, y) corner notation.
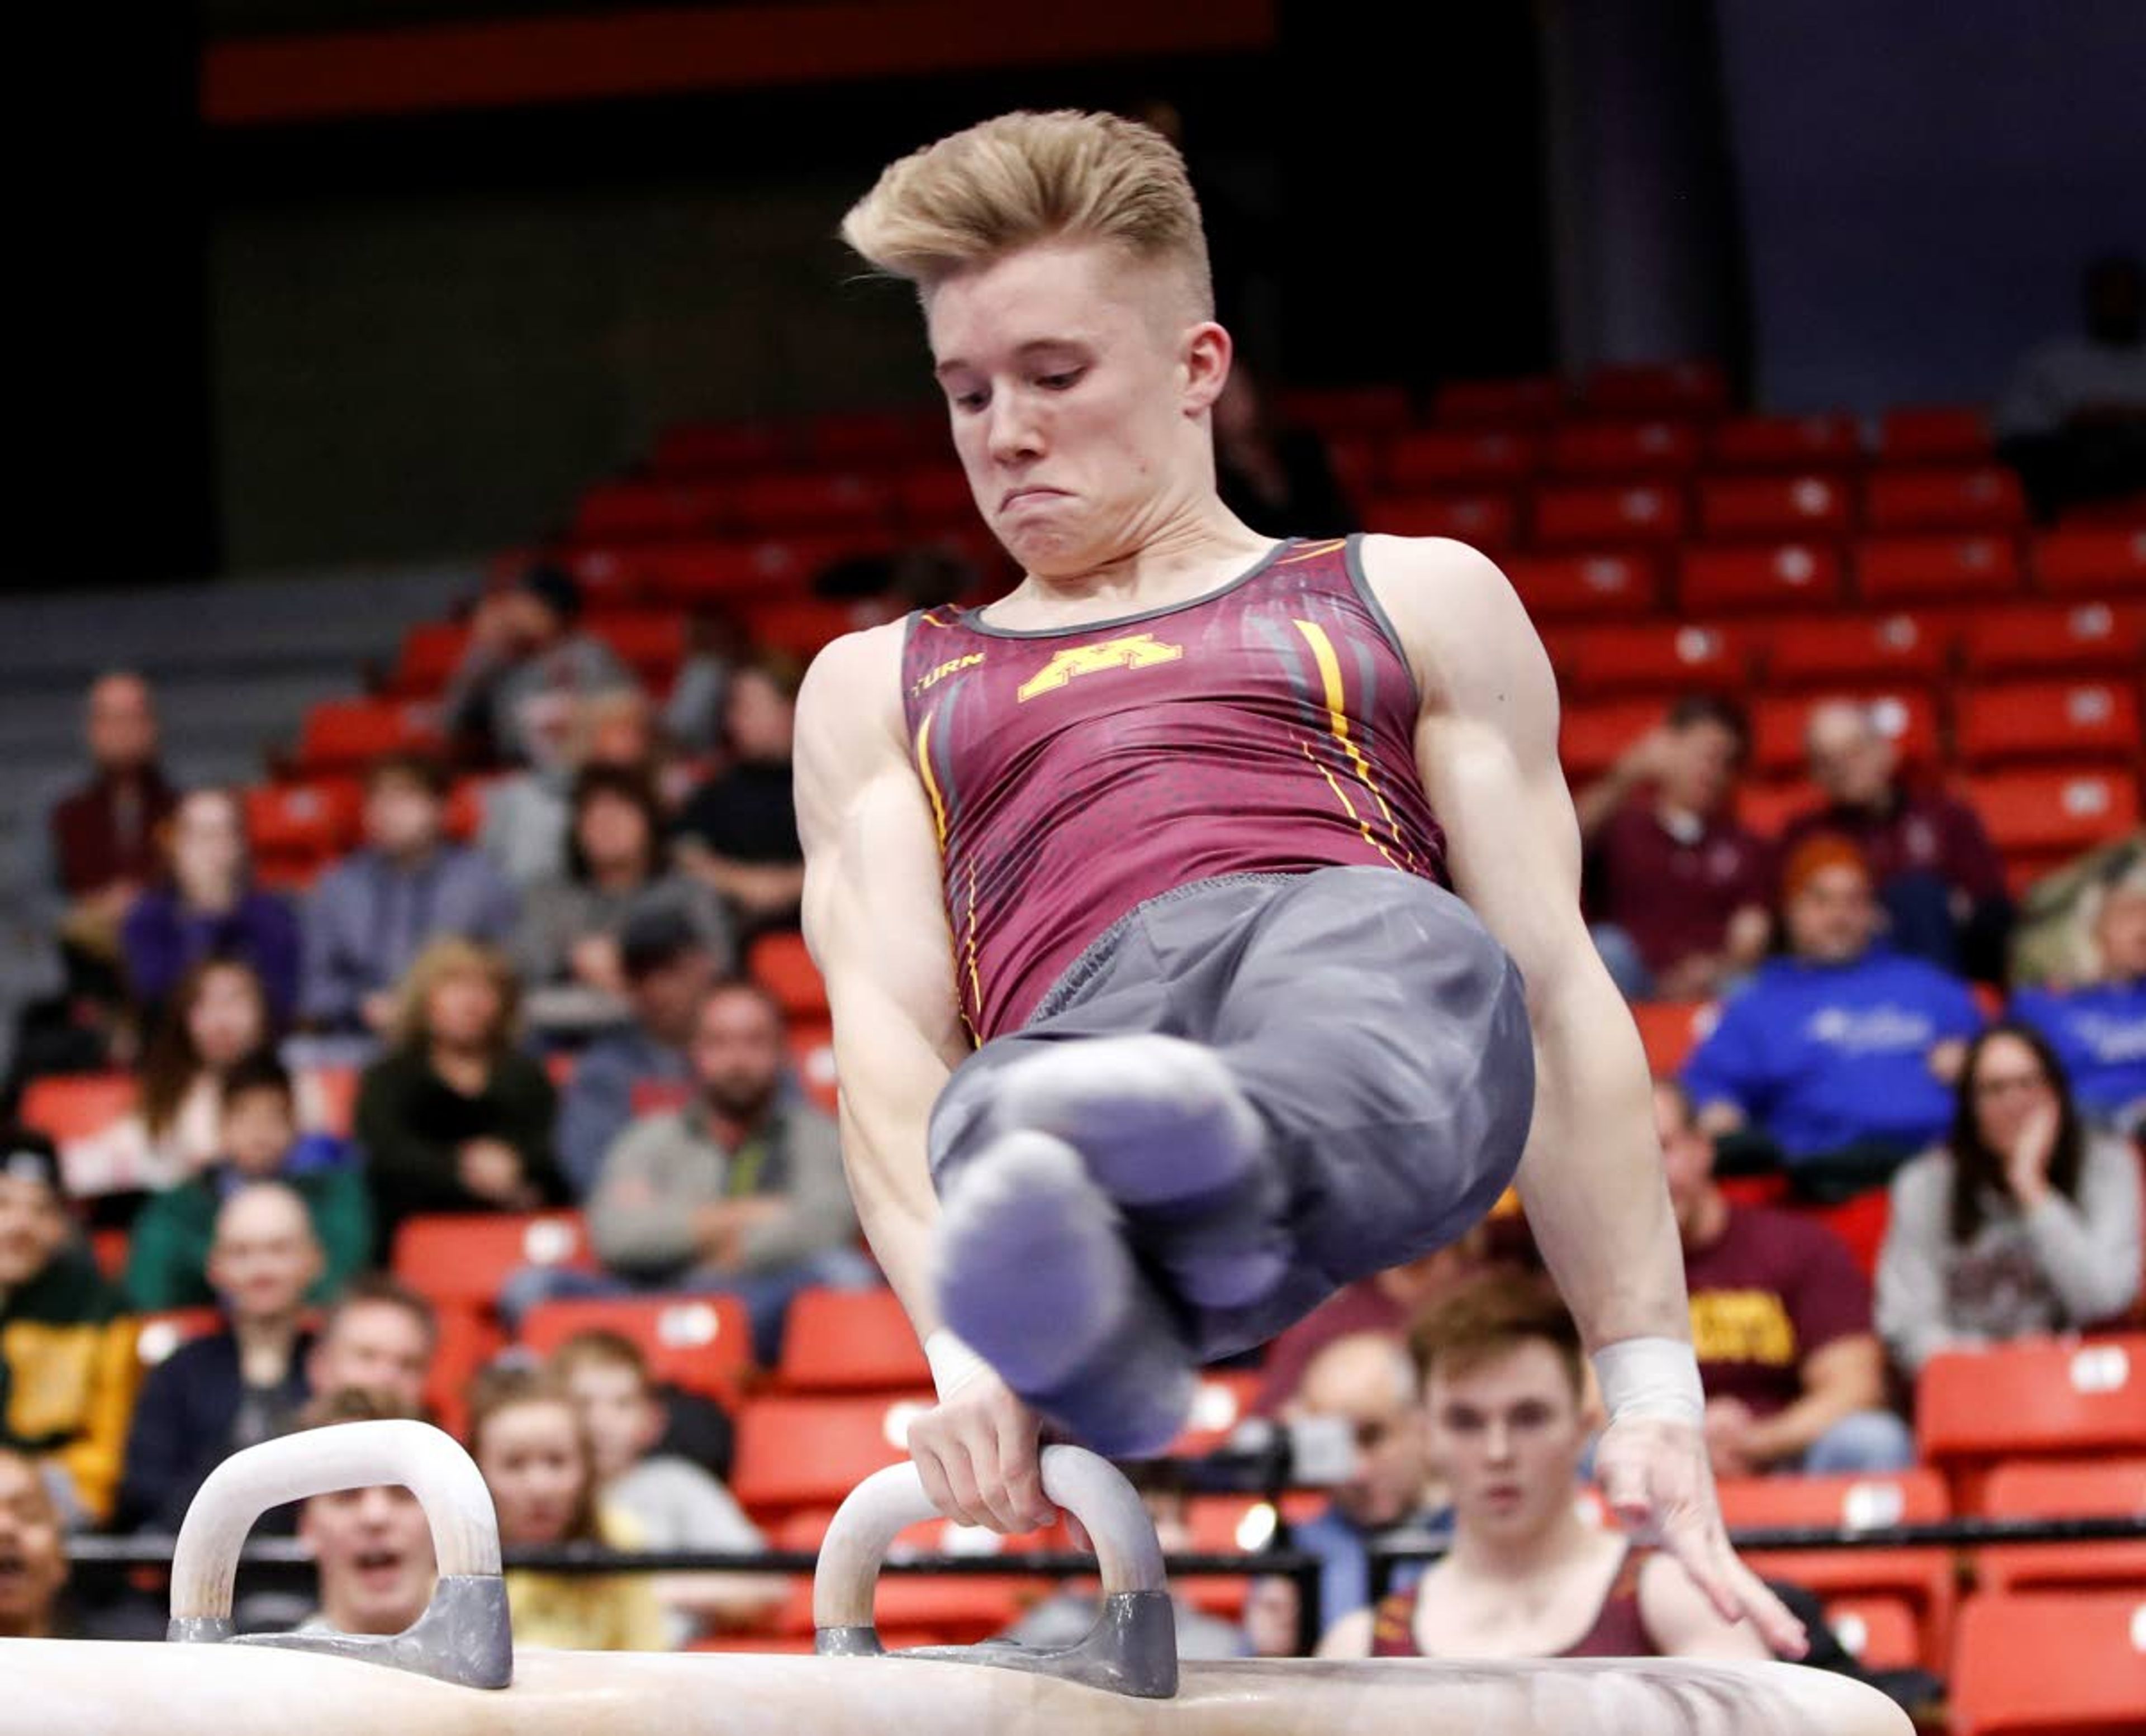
top-left (1182, 320), bottom-right (1233, 418)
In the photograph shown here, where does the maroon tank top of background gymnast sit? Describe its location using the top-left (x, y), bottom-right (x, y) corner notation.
top-left (1368, 1547), bottom-right (1659, 1659)
top-left (899, 535), bottom-right (1446, 1043)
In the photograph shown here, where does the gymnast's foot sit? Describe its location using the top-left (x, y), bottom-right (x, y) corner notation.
top-left (995, 1034), bottom-right (1290, 1309)
top-left (935, 1128), bottom-right (1196, 1458)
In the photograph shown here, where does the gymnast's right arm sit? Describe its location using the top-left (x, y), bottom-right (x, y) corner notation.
top-left (794, 626), bottom-right (1057, 1535)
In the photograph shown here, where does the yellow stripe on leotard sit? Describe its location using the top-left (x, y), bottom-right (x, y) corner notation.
top-left (1292, 618), bottom-right (1418, 872)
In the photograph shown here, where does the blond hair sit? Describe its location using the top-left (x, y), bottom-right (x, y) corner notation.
top-left (841, 109), bottom-right (1212, 316)
top-left (390, 936), bottom-right (520, 1055)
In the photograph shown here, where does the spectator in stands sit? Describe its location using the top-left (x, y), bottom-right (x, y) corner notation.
top-left (1252, 1236), bottom-right (1494, 1419)
top-left (0, 1129), bottom-right (136, 1528)
top-left (551, 1330), bottom-right (783, 1644)
top-left (662, 608), bottom-right (752, 762)
top-left (124, 1053), bottom-right (370, 1312)
top-left (289, 1388), bottom-right (436, 1638)
top-left (554, 906), bottom-right (717, 1198)
top-left (117, 1182), bottom-right (320, 1534)
top-left (1682, 834), bottom-right (1983, 1183)
top-left (2009, 853), bottom-right (2146, 1133)
top-left (560, 979), bottom-right (871, 1364)
top-left (466, 1364), bottom-right (667, 1651)
top-left (1319, 1270), bottom-right (1769, 1661)
top-left (675, 658), bottom-right (806, 936)
top-left (300, 754), bottom-right (519, 1038)
top-left (512, 766), bottom-right (734, 1040)
top-left (48, 670), bottom-right (177, 971)
top-left (1996, 250), bottom-right (2146, 521)
top-left (306, 1276), bottom-right (437, 1415)
top-left (482, 689), bottom-right (659, 891)
top-left (61, 957), bottom-right (320, 1204)
top-left (1657, 1081), bottom-right (1913, 1477)
top-left (15, 672), bottom-right (179, 1088)
top-left (1574, 697), bottom-right (1772, 1002)
top-left (999, 1460), bottom-right (1248, 1659)
top-left (353, 939), bottom-right (565, 1249)
top-left (1212, 364), bottom-right (1359, 540)
top-left (1876, 1022), bottom-right (2140, 1378)
top-left (445, 565), bottom-right (634, 771)
top-left (0, 1447), bottom-right (68, 1639)
top-left (120, 787), bottom-right (301, 1029)
top-left (2007, 830), bottom-right (2144, 990)
top-left (1279, 1331), bottom-right (1444, 1630)
top-left (1783, 701), bottom-right (2010, 981)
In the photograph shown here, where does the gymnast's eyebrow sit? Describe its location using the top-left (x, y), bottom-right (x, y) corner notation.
top-left (933, 338), bottom-right (1088, 379)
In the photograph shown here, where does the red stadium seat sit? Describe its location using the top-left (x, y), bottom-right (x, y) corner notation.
top-left (1546, 420), bottom-right (1703, 479)
top-left (1735, 777), bottom-right (1820, 838)
top-left (1581, 360), bottom-right (1727, 416)
top-left (1368, 493), bottom-right (1520, 548)
top-left (736, 597), bottom-right (883, 660)
top-left (1559, 699), bottom-right (1674, 783)
top-left (1708, 413), bottom-right (1864, 471)
top-left (895, 467), bottom-right (975, 529)
top-left (1958, 601), bottom-right (2146, 678)
top-left (777, 1287), bottom-right (929, 1393)
top-left (1751, 690), bottom-right (1938, 779)
top-left (1964, 769), bottom-right (2142, 859)
top-left (1386, 429), bottom-right (1539, 491)
top-left (425, 1303), bottom-right (505, 1442)
top-left (1956, 680), bottom-right (2141, 768)
top-left (1854, 532), bottom-right (2025, 605)
top-left (573, 479), bottom-right (730, 543)
top-left (135, 1306), bottom-right (225, 1369)
top-left (1695, 474), bottom-right (1853, 541)
top-left (1864, 465), bottom-right (2026, 534)
top-left (519, 1293), bottom-right (757, 1400)
top-left (1977, 1458), bottom-right (2146, 1595)
top-left (570, 535), bottom-right (867, 606)
top-left (1762, 613), bottom-right (1948, 688)
top-left (309, 1064), bottom-right (359, 1138)
top-left (1428, 376), bottom-right (1564, 425)
top-left (1879, 405), bottom-right (1991, 463)
top-left (1501, 551), bottom-right (1663, 620)
top-left (245, 779), bottom-right (364, 860)
top-left (1533, 483), bottom-right (1688, 548)
top-left (21, 1072), bottom-right (139, 1145)
top-left (730, 1392), bottom-right (930, 1514)
top-left (748, 931), bottom-right (828, 1019)
top-left (1919, 1335), bottom-right (2146, 1511)
top-left (583, 612), bottom-right (687, 683)
top-left (391, 1212), bottom-right (595, 1316)
top-left (393, 622), bottom-right (474, 696)
top-left (1631, 1001), bottom-right (1717, 1076)
top-left (1278, 384), bottom-right (1412, 434)
top-left (1556, 623), bottom-right (1749, 697)
top-left (1162, 1369), bottom-right (1265, 1458)
top-left (296, 698), bottom-right (443, 774)
top-left (804, 408), bottom-right (940, 465)
top-left (1806, 1188), bottom-right (1891, 1281)
top-left (1676, 541), bottom-right (1846, 613)
top-left (2032, 524), bottom-right (2146, 596)
top-left (1718, 1469), bottom-right (1954, 1670)
top-left (1822, 1595), bottom-right (1922, 1673)
top-left (89, 1227), bottom-right (128, 1281)
top-left (729, 471), bottom-right (898, 534)
top-left (1948, 1591), bottom-right (2146, 1736)
top-left (652, 421), bottom-right (789, 476)
top-left (786, 1018), bottom-right (837, 1116)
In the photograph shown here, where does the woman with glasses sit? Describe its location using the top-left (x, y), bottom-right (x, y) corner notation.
top-left (1874, 1021), bottom-right (2140, 1378)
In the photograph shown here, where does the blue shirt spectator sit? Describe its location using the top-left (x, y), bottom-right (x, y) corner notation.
top-left (121, 788), bottom-right (302, 1026)
top-left (1683, 835), bottom-right (1982, 1164)
top-left (301, 754), bottom-right (517, 1036)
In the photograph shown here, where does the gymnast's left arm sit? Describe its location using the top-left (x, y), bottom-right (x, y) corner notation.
top-left (1365, 534), bottom-right (1806, 1658)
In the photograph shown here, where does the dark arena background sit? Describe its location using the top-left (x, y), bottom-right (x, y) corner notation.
top-left (0, 4), bottom-right (2140, 1733)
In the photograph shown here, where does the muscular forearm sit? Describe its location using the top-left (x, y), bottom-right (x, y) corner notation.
top-left (1514, 969), bottom-right (1691, 1351)
top-left (837, 1095), bottom-right (947, 1335)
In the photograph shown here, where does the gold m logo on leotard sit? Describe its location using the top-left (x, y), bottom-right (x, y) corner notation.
top-left (1016, 633), bottom-right (1184, 702)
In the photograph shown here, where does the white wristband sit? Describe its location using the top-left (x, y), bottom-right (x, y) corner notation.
top-left (1591, 1337), bottom-right (1705, 1428)
top-left (924, 1329), bottom-right (992, 1401)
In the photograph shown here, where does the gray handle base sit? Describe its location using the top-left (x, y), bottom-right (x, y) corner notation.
top-left (169, 1574), bottom-right (512, 1690)
top-left (816, 1589), bottom-right (1180, 1699)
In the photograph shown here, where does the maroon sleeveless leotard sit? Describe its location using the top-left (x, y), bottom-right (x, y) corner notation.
top-left (897, 535), bottom-right (1447, 1043)
top-left (1368, 1547), bottom-right (1660, 1659)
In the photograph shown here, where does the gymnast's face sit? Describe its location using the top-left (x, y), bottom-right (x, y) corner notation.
top-left (1426, 1339), bottom-right (1588, 1544)
top-left (925, 237), bottom-right (1230, 578)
